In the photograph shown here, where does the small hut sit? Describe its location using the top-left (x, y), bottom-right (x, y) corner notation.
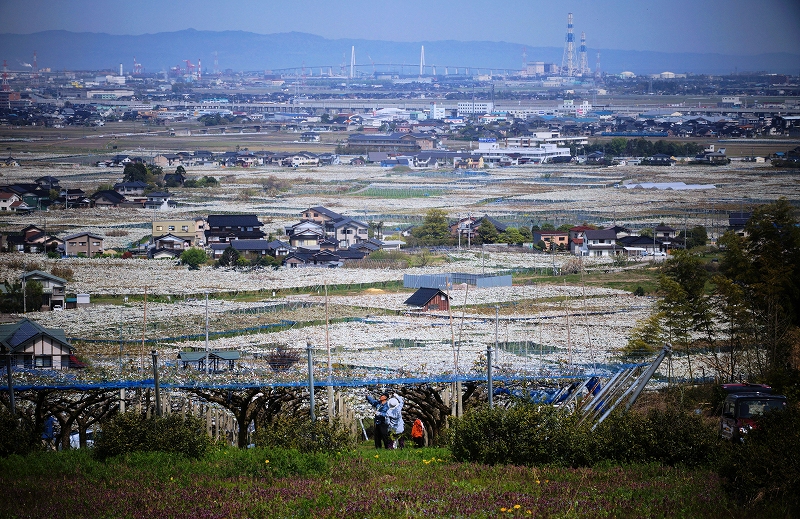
top-left (178, 350), bottom-right (240, 371)
top-left (403, 287), bottom-right (450, 312)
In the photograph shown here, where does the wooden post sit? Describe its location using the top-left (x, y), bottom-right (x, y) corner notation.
top-left (457, 380), bottom-right (463, 417)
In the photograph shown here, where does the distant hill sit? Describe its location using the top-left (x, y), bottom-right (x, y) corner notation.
top-left (1, 29), bottom-right (798, 76)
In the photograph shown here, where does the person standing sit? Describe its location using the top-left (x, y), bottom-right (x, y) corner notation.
top-left (366, 391), bottom-right (390, 449)
top-left (386, 393), bottom-right (405, 448)
top-left (411, 418), bottom-right (426, 448)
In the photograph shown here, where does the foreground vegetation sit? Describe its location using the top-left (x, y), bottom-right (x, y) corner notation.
top-left (1, 394), bottom-right (798, 518)
top-left (0, 446), bottom-right (736, 518)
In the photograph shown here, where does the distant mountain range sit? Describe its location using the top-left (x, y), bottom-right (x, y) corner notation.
top-left (1, 29), bottom-right (798, 76)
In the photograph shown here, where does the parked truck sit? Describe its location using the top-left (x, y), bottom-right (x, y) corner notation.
top-left (719, 384), bottom-right (787, 442)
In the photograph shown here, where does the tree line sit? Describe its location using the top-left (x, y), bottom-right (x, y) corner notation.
top-left (626, 198), bottom-right (800, 391)
top-left (584, 137), bottom-right (705, 158)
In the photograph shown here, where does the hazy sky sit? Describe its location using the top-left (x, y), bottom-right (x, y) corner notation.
top-left (1, 0), bottom-right (799, 55)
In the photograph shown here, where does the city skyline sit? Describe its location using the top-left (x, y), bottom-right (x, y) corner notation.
top-left (1, 0), bottom-right (799, 57)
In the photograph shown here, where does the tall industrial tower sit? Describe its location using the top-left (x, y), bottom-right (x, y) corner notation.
top-left (578, 32), bottom-right (589, 76)
top-left (32, 51), bottom-right (39, 85)
top-left (419, 45), bottom-right (425, 76)
top-left (349, 46), bottom-right (355, 79)
top-left (1, 60), bottom-right (9, 92)
top-left (561, 12), bottom-right (575, 77)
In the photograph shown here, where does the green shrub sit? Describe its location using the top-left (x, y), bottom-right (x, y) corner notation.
top-left (590, 411), bottom-right (650, 464)
top-left (253, 415), bottom-right (357, 454)
top-left (641, 408), bottom-right (718, 466)
top-left (0, 407), bottom-right (41, 457)
top-left (93, 412), bottom-right (210, 460)
top-left (450, 403), bottom-right (591, 466)
top-left (717, 405), bottom-right (800, 516)
top-left (450, 404), bottom-right (718, 467)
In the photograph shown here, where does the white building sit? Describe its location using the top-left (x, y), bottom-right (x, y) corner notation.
top-left (457, 101), bottom-right (494, 116)
top-left (474, 139), bottom-right (571, 165)
top-left (429, 103), bottom-right (446, 120)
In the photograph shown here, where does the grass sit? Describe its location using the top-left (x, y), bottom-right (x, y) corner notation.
top-left (514, 262), bottom-right (662, 295)
top-left (0, 444), bottom-right (747, 519)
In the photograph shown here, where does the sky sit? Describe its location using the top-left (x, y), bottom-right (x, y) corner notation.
top-left (1, 0), bottom-right (799, 56)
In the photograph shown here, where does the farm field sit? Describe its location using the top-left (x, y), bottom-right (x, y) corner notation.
top-left (1, 125), bottom-right (798, 392)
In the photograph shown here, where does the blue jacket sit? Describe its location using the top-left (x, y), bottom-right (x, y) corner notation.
top-left (366, 395), bottom-right (389, 421)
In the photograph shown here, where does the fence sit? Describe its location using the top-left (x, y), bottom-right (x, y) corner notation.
top-left (404, 272), bottom-right (513, 289)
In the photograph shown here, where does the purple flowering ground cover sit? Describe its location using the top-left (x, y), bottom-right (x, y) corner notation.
top-left (0, 448), bottom-right (739, 519)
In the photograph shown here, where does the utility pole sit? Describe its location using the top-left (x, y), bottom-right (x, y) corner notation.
top-left (307, 341), bottom-right (315, 422)
top-left (326, 282), bottom-right (334, 420)
top-left (141, 287), bottom-right (147, 373)
top-left (151, 350), bottom-right (162, 417)
top-left (5, 354), bottom-right (15, 417)
top-left (204, 291), bottom-right (210, 375)
top-left (488, 306), bottom-right (498, 408)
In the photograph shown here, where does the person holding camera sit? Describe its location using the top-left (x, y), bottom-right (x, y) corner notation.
top-left (366, 391), bottom-right (391, 449)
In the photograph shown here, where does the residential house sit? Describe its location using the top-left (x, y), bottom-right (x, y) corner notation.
top-left (580, 229), bottom-right (620, 257)
top-left (209, 239), bottom-right (291, 261)
top-left (152, 153), bottom-right (183, 168)
top-left (300, 132), bottom-right (320, 142)
top-left (349, 240), bottom-right (380, 255)
top-left (454, 155), bottom-right (484, 169)
top-left (297, 206), bottom-right (369, 247)
top-left (317, 153), bottom-right (340, 165)
top-left (617, 234), bottom-right (664, 256)
top-left (163, 170), bottom-right (186, 186)
top-left (205, 214), bottom-right (265, 243)
top-left (403, 287), bottom-right (450, 312)
top-left (654, 224), bottom-right (677, 249)
top-left (533, 231), bottom-right (569, 251)
top-left (20, 270), bottom-right (67, 310)
top-left (144, 191), bottom-right (176, 210)
top-left (153, 218), bottom-right (206, 245)
top-left (349, 156), bottom-right (366, 166)
top-left (282, 152), bottom-right (319, 168)
top-left (114, 180), bottom-right (148, 197)
top-left (63, 232), bottom-right (104, 257)
top-left (568, 225), bottom-right (595, 255)
top-left (264, 240), bottom-right (292, 257)
top-left (347, 132), bottom-right (436, 152)
top-left (283, 248), bottom-right (344, 268)
top-left (0, 191), bottom-right (32, 212)
top-left (728, 212), bottom-right (750, 237)
top-left (694, 144), bottom-right (728, 164)
top-left (1, 183), bottom-right (51, 209)
top-left (5, 224), bottom-right (62, 253)
top-left (35, 176), bottom-right (60, 191)
top-left (149, 233), bottom-right (192, 259)
top-left (91, 189), bottom-right (127, 208)
top-left (645, 153), bottom-right (676, 165)
top-left (450, 216), bottom-right (480, 244)
top-left (0, 318), bottom-right (76, 369)
top-left (332, 217), bottom-right (369, 248)
top-left (59, 188), bottom-right (90, 208)
top-left (285, 220), bottom-right (325, 248)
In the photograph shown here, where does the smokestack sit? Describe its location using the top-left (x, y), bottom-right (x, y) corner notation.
top-left (119, 63), bottom-right (123, 76)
